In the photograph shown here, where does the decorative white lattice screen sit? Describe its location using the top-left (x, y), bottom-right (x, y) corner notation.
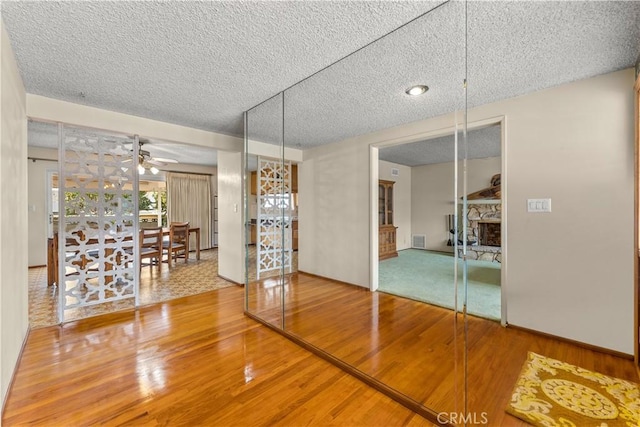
top-left (58, 126), bottom-right (139, 322)
top-left (256, 156), bottom-right (292, 279)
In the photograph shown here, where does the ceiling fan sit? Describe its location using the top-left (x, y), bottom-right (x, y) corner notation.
top-left (125, 140), bottom-right (178, 175)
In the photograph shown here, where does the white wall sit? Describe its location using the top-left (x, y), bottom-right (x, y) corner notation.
top-left (300, 68), bottom-right (635, 354)
top-left (247, 139), bottom-right (303, 164)
top-left (299, 141), bottom-right (371, 286)
top-left (482, 70), bottom-right (634, 354)
top-left (217, 151), bottom-right (244, 284)
top-left (0, 19), bottom-right (28, 411)
top-left (27, 95), bottom-right (242, 152)
top-left (27, 158), bottom-right (56, 266)
top-left (379, 160), bottom-right (411, 251)
top-left (411, 157), bottom-right (501, 252)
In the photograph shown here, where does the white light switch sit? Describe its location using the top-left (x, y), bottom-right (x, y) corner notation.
top-left (527, 198), bottom-right (551, 213)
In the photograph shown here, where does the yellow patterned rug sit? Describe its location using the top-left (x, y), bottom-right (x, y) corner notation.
top-left (507, 352), bottom-right (640, 427)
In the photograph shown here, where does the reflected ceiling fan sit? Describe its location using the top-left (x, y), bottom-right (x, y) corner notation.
top-left (125, 140), bottom-right (178, 175)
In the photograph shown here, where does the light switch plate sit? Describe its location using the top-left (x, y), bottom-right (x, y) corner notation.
top-left (527, 198), bottom-right (551, 213)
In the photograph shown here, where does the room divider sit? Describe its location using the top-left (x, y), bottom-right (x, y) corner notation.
top-left (58, 125), bottom-right (140, 322)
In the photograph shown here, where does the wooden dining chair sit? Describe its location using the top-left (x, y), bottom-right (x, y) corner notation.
top-left (163, 222), bottom-right (189, 267)
top-left (139, 227), bottom-right (163, 271)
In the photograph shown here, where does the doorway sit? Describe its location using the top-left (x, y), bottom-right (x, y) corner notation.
top-left (371, 119), bottom-right (506, 323)
top-left (27, 120), bottom-right (228, 328)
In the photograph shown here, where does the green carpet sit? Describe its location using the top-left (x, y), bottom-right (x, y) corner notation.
top-left (378, 249), bottom-right (501, 320)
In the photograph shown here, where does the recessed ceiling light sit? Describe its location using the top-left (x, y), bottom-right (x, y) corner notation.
top-left (405, 85), bottom-right (429, 96)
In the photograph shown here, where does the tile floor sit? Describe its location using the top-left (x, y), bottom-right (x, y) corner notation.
top-left (29, 248), bottom-right (237, 328)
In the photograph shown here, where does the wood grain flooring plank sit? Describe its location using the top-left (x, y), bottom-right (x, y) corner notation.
top-left (5, 271), bottom-right (638, 426)
top-left (2, 286), bottom-right (436, 426)
top-left (264, 273), bottom-right (640, 426)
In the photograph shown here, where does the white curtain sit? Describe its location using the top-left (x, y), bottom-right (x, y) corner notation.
top-left (166, 172), bottom-right (212, 250)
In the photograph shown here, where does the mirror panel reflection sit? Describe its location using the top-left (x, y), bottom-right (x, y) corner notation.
top-left (245, 0), bottom-right (640, 424)
top-left (245, 94), bottom-right (286, 329)
top-left (246, 0), bottom-right (467, 418)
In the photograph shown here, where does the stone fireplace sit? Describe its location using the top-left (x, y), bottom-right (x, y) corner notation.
top-left (455, 200), bottom-right (502, 262)
top-left (464, 201), bottom-right (501, 246)
top-left (478, 221), bottom-right (501, 247)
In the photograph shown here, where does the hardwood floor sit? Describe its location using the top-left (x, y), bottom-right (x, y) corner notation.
top-left (249, 273), bottom-right (640, 426)
top-left (2, 285), bottom-right (434, 426)
top-left (5, 272), bottom-right (638, 426)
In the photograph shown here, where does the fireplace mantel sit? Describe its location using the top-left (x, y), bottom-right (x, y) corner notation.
top-left (460, 199), bottom-right (501, 205)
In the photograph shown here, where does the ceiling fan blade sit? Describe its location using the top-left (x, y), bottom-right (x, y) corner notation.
top-left (152, 157), bottom-right (178, 164)
top-left (147, 158), bottom-right (166, 166)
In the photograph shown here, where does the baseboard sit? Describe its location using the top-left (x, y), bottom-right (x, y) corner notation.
top-left (506, 323), bottom-right (634, 360)
top-left (217, 274), bottom-right (244, 286)
top-left (296, 270), bottom-right (366, 289)
top-left (2, 324), bottom-right (31, 417)
top-left (28, 265), bottom-right (46, 269)
top-left (244, 311), bottom-right (450, 426)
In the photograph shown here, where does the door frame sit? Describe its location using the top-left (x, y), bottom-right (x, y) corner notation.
top-left (369, 115), bottom-right (507, 325)
top-left (634, 65), bottom-right (639, 374)
top-left (45, 169), bottom-right (57, 240)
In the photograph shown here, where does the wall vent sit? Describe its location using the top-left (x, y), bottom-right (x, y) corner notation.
top-left (411, 234), bottom-right (427, 249)
top-left (391, 168), bottom-right (400, 177)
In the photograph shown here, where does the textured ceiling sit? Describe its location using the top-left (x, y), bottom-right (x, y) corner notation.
top-left (2, 0), bottom-right (441, 137)
top-left (4, 1), bottom-right (640, 164)
top-left (277, 0), bottom-right (640, 149)
top-left (379, 125), bottom-right (501, 167)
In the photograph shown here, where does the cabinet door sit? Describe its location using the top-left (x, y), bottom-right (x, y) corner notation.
top-left (386, 185), bottom-right (393, 225)
top-left (379, 184), bottom-right (385, 225)
top-left (250, 171), bottom-right (257, 195)
top-left (378, 180), bottom-right (394, 226)
top-left (291, 164), bottom-right (298, 193)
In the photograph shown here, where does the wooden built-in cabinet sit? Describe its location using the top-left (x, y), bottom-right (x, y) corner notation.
top-left (249, 223), bottom-right (256, 244)
top-left (250, 171), bottom-right (257, 196)
top-left (379, 180), bottom-right (397, 260)
top-left (291, 164), bottom-right (298, 194)
top-left (292, 220), bottom-right (298, 251)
